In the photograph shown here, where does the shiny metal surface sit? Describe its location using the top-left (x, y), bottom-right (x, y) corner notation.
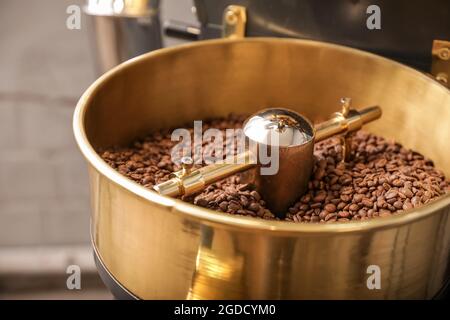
top-left (84, 0), bottom-right (162, 74)
top-left (432, 40), bottom-right (450, 87)
top-left (74, 38), bottom-right (450, 299)
top-left (194, 0), bottom-right (450, 71)
top-left (243, 108), bottom-right (314, 216)
top-left (154, 105), bottom-right (381, 202)
top-left (243, 108), bottom-right (313, 147)
top-left (154, 151), bottom-right (255, 197)
top-left (85, 0), bottom-right (154, 17)
top-left (222, 5), bottom-right (246, 39)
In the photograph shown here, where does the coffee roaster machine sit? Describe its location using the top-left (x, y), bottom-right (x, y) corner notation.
top-left (78, 0), bottom-right (450, 299)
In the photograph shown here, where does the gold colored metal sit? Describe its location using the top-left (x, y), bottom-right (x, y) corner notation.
top-left (154, 152), bottom-right (255, 197)
top-left (242, 108), bottom-right (315, 216)
top-left (340, 97), bottom-right (351, 117)
top-left (341, 98), bottom-right (355, 162)
top-left (73, 38), bottom-right (450, 299)
top-left (154, 105), bottom-right (381, 214)
top-left (431, 40), bottom-right (450, 87)
top-left (179, 156), bottom-right (194, 177)
top-left (314, 105), bottom-right (380, 142)
top-left (222, 5), bottom-right (247, 39)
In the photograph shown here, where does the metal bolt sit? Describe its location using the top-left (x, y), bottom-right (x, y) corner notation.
top-left (438, 47), bottom-right (450, 61)
top-left (340, 97), bottom-right (352, 117)
top-left (436, 72), bottom-right (448, 84)
top-left (180, 156), bottom-right (194, 177)
top-left (225, 9), bottom-right (238, 25)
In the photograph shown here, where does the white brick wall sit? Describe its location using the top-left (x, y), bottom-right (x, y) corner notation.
top-left (19, 100), bottom-right (77, 150)
top-left (0, 0), bottom-right (196, 248)
top-left (0, 101), bottom-right (17, 149)
top-left (0, 202), bottom-right (42, 247)
top-left (0, 0), bottom-right (95, 247)
top-left (0, 100), bottom-right (92, 246)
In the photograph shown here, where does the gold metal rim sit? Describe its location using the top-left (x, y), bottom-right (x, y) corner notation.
top-left (73, 37), bottom-right (450, 234)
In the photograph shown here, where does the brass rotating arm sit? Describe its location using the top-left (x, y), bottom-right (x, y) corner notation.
top-left (153, 152), bottom-right (255, 197)
top-left (315, 100), bottom-right (381, 142)
top-left (315, 99), bottom-right (381, 161)
top-left (154, 104), bottom-right (382, 198)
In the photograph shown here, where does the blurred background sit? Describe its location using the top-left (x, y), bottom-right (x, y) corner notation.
top-left (0, 0), bottom-right (197, 299)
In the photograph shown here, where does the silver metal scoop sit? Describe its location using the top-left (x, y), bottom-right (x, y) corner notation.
top-left (241, 108), bottom-right (315, 215)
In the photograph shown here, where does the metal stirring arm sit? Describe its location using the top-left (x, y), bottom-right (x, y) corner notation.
top-left (154, 102), bottom-right (381, 198)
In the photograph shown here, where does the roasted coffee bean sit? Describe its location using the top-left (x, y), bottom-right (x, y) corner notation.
top-left (311, 202), bottom-right (322, 209)
top-left (393, 200), bottom-right (403, 209)
top-left (228, 201), bottom-right (241, 211)
top-left (338, 211), bottom-right (350, 218)
top-left (313, 192), bottom-right (327, 202)
top-left (362, 199), bottom-right (374, 208)
top-left (240, 195), bottom-right (249, 207)
top-left (339, 175), bottom-right (353, 185)
top-left (411, 196), bottom-right (421, 207)
top-left (392, 179), bottom-right (404, 187)
top-left (379, 209), bottom-right (392, 217)
top-left (341, 186), bottom-right (353, 195)
top-left (250, 190), bottom-right (261, 201)
top-left (319, 210), bottom-right (328, 220)
top-left (301, 194), bottom-right (312, 203)
top-left (353, 194), bottom-right (364, 203)
top-left (219, 201), bottom-right (228, 211)
top-left (402, 201), bottom-right (413, 210)
top-left (375, 158), bottom-right (387, 168)
top-left (248, 202), bottom-right (260, 212)
top-left (324, 203), bottom-right (337, 213)
top-left (100, 115), bottom-right (449, 223)
top-left (385, 190), bottom-right (398, 200)
top-left (195, 198), bottom-right (209, 207)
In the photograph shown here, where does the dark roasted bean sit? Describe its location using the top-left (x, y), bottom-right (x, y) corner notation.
top-left (379, 209), bottom-right (392, 217)
top-left (361, 199), bottom-right (373, 208)
top-left (228, 202), bottom-right (241, 211)
top-left (385, 190), bottom-right (398, 199)
top-left (313, 192), bottom-right (327, 202)
top-left (393, 200), bottom-right (403, 209)
top-left (338, 211), bottom-right (350, 218)
top-left (324, 203), bottom-right (337, 213)
top-left (248, 202), bottom-right (260, 212)
top-left (219, 201), bottom-right (228, 211)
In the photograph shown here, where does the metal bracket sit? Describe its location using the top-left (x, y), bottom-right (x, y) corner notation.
top-left (431, 40), bottom-right (450, 87)
top-left (222, 5), bottom-right (247, 39)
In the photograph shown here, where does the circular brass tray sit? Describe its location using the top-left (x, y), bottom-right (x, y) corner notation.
top-left (74, 38), bottom-right (450, 299)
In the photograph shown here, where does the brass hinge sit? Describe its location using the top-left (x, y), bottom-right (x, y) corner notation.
top-left (222, 5), bottom-right (247, 39)
top-left (431, 40), bottom-right (450, 87)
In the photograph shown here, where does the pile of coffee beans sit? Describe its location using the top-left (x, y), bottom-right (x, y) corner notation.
top-left (99, 115), bottom-right (449, 223)
top-left (286, 131), bottom-right (448, 223)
